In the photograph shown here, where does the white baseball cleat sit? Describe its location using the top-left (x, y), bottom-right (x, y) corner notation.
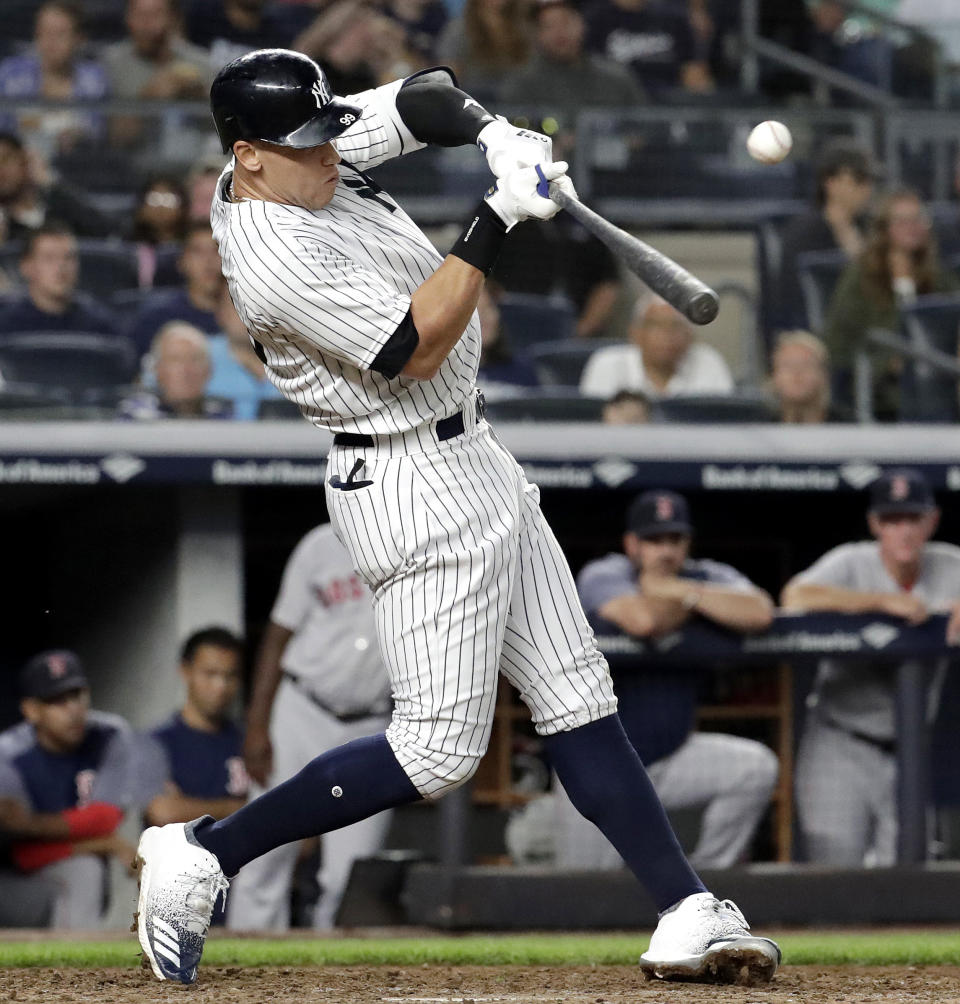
top-left (133, 816), bottom-right (229, 984)
top-left (640, 892), bottom-right (781, 985)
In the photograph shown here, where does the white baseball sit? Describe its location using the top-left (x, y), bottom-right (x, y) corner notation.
top-left (746, 120), bottom-right (793, 165)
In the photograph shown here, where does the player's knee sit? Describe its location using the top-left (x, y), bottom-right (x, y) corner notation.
top-left (746, 744), bottom-right (779, 797)
top-left (396, 745), bottom-right (484, 798)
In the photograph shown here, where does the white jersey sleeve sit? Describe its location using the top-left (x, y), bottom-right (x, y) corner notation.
top-left (334, 78), bottom-right (428, 171)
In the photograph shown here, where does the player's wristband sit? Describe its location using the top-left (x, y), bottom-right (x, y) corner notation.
top-left (449, 201), bottom-right (507, 276)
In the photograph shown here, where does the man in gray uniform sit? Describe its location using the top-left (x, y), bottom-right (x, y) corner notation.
top-left (782, 469), bottom-right (960, 865)
top-left (551, 490), bottom-right (779, 870)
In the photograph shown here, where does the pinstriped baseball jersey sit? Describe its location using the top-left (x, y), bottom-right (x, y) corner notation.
top-left (210, 77), bottom-right (481, 436)
top-left (210, 75), bottom-right (617, 799)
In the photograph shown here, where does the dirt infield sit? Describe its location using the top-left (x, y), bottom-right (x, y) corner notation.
top-left (6, 965), bottom-right (960, 1003)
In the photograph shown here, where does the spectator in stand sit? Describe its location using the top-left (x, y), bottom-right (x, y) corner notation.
top-left (139, 628), bottom-right (248, 924)
top-left (770, 330), bottom-right (849, 424)
top-left (104, 0), bottom-right (214, 156)
top-left (500, 0), bottom-right (643, 155)
top-left (105, 0), bottom-right (211, 100)
top-left (824, 187), bottom-right (960, 421)
top-left (475, 282), bottom-right (539, 399)
top-left (383, 0), bottom-right (448, 63)
top-left (602, 388), bottom-right (649, 424)
top-left (0, 2), bottom-right (109, 158)
top-left (779, 140), bottom-right (878, 330)
top-left (0, 223), bottom-right (119, 336)
top-left (491, 210), bottom-right (623, 338)
top-left (128, 175), bottom-right (190, 288)
top-left (583, 0), bottom-right (713, 97)
top-left (294, 1), bottom-right (426, 93)
top-left (782, 469), bottom-right (960, 866)
top-left (0, 651), bottom-right (138, 929)
top-left (185, 0), bottom-right (301, 70)
top-left (579, 292), bottom-right (733, 400)
top-left (118, 320), bottom-right (233, 419)
top-left (0, 132), bottom-right (113, 239)
top-left (207, 285), bottom-right (284, 419)
top-left (126, 221), bottom-right (225, 361)
top-left (436, 0), bottom-right (532, 102)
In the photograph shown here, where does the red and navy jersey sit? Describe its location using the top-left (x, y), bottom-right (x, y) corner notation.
top-left (147, 714), bottom-right (249, 801)
top-left (0, 711), bottom-right (136, 812)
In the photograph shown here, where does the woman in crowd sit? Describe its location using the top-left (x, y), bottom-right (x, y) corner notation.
top-left (436, 0), bottom-right (532, 101)
top-left (769, 330), bottom-right (848, 423)
top-left (0, 1), bottom-right (108, 156)
top-left (823, 187), bottom-right (959, 420)
top-left (129, 174), bottom-right (189, 288)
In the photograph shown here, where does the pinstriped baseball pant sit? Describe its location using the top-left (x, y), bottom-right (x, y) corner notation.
top-left (326, 412), bottom-right (617, 799)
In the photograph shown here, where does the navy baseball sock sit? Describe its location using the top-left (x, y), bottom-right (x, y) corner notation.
top-left (194, 733), bottom-right (421, 877)
top-left (543, 713), bottom-right (705, 913)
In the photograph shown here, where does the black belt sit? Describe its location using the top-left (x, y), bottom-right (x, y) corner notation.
top-left (846, 728), bottom-right (897, 755)
top-left (823, 713), bottom-right (897, 755)
top-left (282, 672), bottom-right (386, 723)
top-left (333, 393), bottom-right (485, 448)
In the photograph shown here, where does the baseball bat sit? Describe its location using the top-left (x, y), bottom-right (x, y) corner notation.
top-left (547, 183), bottom-right (720, 326)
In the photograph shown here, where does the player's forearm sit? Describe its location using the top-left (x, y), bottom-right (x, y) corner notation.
top-left (599, 594), bottom-right (688, 638)
top-left (145, 794), bottom-right (246, 828)
top-left (246, 621), bottom-right (293, 729)
top-left (691, 587), bottom-right (774, 634)
top-left (403, 257), bottom-right (485, 379)
top-left (0, 811), bottom-right (71, 841)
top-left (781, 582), bottom-right (887, 614)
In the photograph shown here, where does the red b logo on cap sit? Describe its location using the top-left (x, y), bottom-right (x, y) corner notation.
top-left (890, 476), bottom-right (909, 502)
top-left (47, 654), bottom-right (68, 678)
top-left (656, 495), bottom-right (674, 521)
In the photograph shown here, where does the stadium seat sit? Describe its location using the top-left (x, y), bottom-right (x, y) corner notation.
top-left (0, 331), bottom-right (137, 403)
top-left (796, 248), bottom-right (849, 333)
top-left (527, 339), bottom-right (622, 387)
top-left (0, 240), bottom-right (139, 300)
top-left (257, 398), bottom-right (304, 420)
top-left (498, 293), bottom-right (576, 350)
top-left (652, 393), bottom-right (775, 423)
top-left (0, 382), bottom-right (71, 412)
top-left (482, 390), bottom-right (606, 422)
top-left (898, 294), bottom-right (960, 422)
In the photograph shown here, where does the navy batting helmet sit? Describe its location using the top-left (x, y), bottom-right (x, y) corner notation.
top-left (210, 49), bottom-right (363, 155)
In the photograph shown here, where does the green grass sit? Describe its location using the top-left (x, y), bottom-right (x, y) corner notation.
top-left (2, 931), bottom-right (960, 969)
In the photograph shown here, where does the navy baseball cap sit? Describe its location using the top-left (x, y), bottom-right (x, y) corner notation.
top-left (20, 650), bottom-right (88, 700)
top-left (869, 468), bottom-right (935, 515)
top-left (627, 490), bottom-right (692, 538)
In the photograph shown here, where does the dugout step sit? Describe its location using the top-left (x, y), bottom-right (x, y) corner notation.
top-left (401, 863), bottom-right (960, 929)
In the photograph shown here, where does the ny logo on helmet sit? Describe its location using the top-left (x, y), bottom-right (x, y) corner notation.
top-left (311, 78), bottom-right (330, 109)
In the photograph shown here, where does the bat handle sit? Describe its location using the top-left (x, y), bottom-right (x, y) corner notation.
top-left (547, 182), bottom-right (575, 211)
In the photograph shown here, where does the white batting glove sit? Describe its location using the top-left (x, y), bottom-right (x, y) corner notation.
top-left (484, 161), bottom-right (576, 231)
top-left (477, 116), bottom-right (553, 179)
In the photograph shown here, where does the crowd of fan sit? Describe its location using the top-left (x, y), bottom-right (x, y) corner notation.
top-left (0, 0), bottom-right (957, 422)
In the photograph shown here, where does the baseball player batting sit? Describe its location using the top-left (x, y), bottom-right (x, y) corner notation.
top-left (134, 48), bottom-right (780, 986)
